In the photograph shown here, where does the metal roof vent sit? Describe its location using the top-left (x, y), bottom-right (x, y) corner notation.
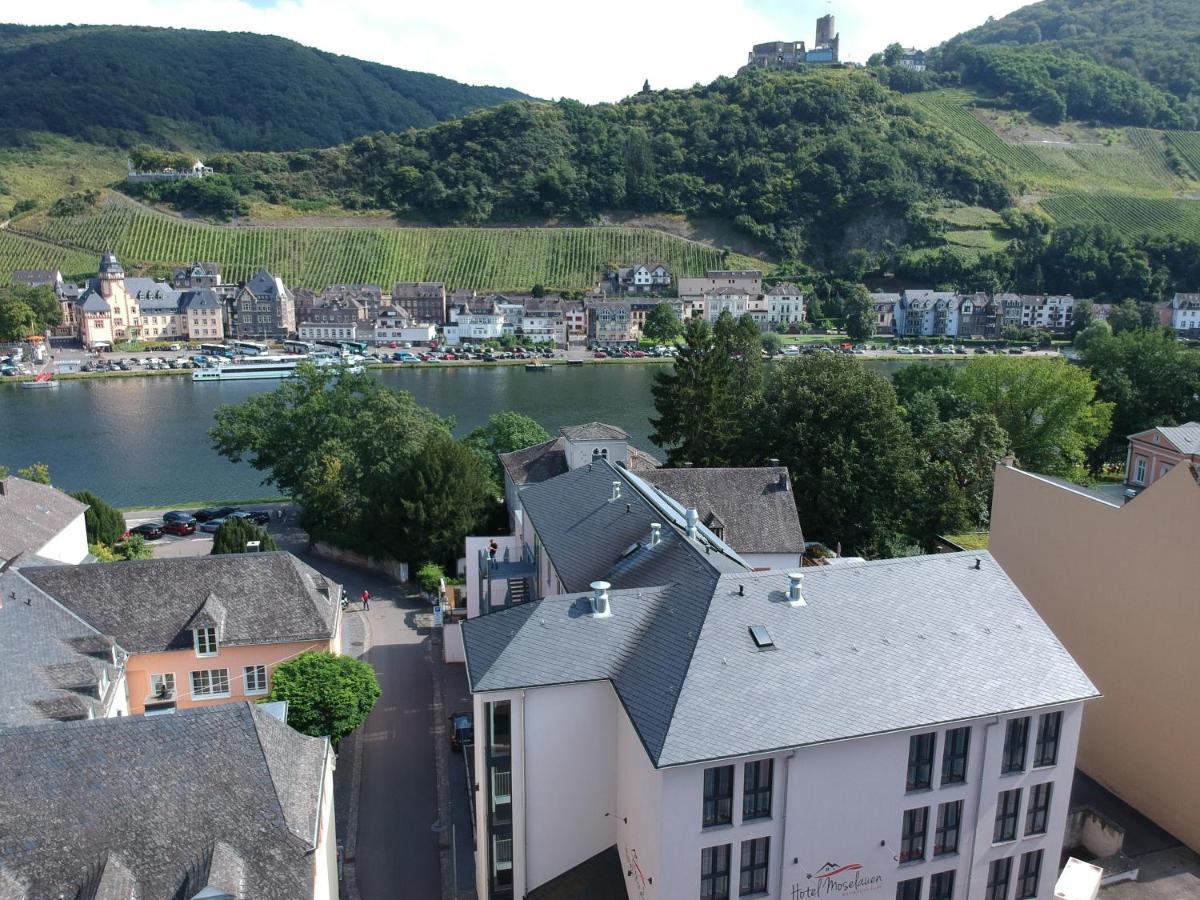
top-left (685, 507), bottom-right (699, 540)
top-left (749, 625), bottom-right (774, 649)
top-left (787, 572), bottom-right (805, 607)
top-left (649, 522), bottom-right (662, 547)
top-left (611, 481), bottom-right (621, 501)
top-left (589, 581), bottom-right (612, 618)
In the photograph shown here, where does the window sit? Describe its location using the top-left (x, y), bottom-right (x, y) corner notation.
top-left (149, 672), bottom-right (175, 698)
top-left (1001, 718), bottom-right (1029, 774)
top-left (243, 665), bottom-right (268, 695)
top-left (1025, 783), bottom-right (1052, 836)
top-left (703, 765), bottom-right (734, 827)
top-left (701, 845), bottom-right (732, 900)
top-left (1034, 712), bottom-right (1062, 767)
top-left (743, 759), bottom-right (773, 820)
top-left (1017, 850), bottom-right (1043, 899)
top-left (490, 701), bottom-right (511, 750)
top-left (193, 626), bottom-right (219, 657)
top-left (739, 837), bottom-right (769, 896)
top-left (491, 767), bottom-right (512, 807)
top-left (907, 732), bottom-right (936, 791)
top-left (899, 807), bottom-right (928, 863)
top-left (994, 789), bottom-right (1022, 843)
top-left (492, 834), bottom-right (512, 873)
top-left (189, 668), bottom-right (230, 698)
top-left (934, 800), bottom-right (962, 857)
top-left (929, 870), bottom-right (955, 900)
top-left (987, 858), bottom-right (1012, 900)
top-left (591, 447), bottom-right (608, 460)
top-left (1134, 457), bottom-right (1147, 484)
top-left (941, 726), bottom-right (970, 785)
top-left (896, 878), bottom-right (922, 900)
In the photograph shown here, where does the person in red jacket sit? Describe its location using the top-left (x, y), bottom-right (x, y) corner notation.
top-left (360, 589), bottom-right (371, 611)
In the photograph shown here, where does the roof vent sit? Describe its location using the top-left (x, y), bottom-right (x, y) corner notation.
top-left (749, 625), bottom-right (774, 649)
top-left (685, 507), bottom-right (699, 540)
top-left (787, 571), bottom-right (805, 607)
top-left (611, 481), bottom-right (621, 501)
top-left (649, 522), bottom-right (662, 547)
top-left (589, 581), bottom-right (612, 618)
top-left (767, 458), bottom-right (780, 466)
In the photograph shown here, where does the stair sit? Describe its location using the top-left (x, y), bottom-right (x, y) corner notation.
top-left (507, 578), bottom-right (528, 606)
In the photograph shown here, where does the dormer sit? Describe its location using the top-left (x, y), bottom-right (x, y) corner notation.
top-left (188, 593), bottom-right (227, 657)
top-left (559, 422), bottom-right (631, 471)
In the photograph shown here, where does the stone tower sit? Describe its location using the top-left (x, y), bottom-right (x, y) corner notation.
top-left (97, 251), bottom-right (125, 299)
top-left (815, 14), bottom-right (835, 47)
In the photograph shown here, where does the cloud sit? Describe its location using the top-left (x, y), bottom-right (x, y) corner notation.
top-left (7, 0), bottom-right (1030, 103)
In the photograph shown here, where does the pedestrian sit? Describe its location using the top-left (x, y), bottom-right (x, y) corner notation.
top-left (360, 589), bottom-right (370, 611)
top-left (488, 539), bottom-right (498, 566)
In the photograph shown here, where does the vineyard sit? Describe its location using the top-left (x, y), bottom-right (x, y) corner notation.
top-left (906, 92), bottom-right (1054, 179)
top-left (1165, 132), bottom-right (1200, 180)
top-left (5, 199), bottom-right (766, 290)
top-left (0, 229), bottom-right (97, 282)
top-left (1041, 193), bottom-right (1200, 238)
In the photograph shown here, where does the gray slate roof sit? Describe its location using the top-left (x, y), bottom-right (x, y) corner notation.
top-left (560, 422), bottom-right (629, 441)
top-left (527, 845), bottom-right (626, 899)
top-left (0, 703), bottom-right (328, 899)
top-left (500, 437), bottom-right (569, 486)
top-left (21, 551), bottom-right (339, 654)
top-left (640, 467), bottom-right (804, 554)
top-left (77, 287), bottom-right (110, 313)
top-left (0, 570), bottom-right (123, 727)
top-left (0, 476), bottom-right (86, 564)
top-left (463, 553), bottom-right (1099, 767)
top-left (1156, 422), bottom-right (1200, 455)
top-left (179, 288), bottom-right (221, 311)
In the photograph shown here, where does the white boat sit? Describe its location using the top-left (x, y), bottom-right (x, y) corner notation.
top-left (21, 372), bottom-right (60, 390)
top-left (192, 359), bottom-right (299, 382)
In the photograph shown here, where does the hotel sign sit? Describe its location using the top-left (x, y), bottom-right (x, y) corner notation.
top-left (791, 862), bottom-right (884, 898)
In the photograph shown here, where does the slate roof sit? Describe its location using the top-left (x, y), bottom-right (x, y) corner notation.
top-left (527, 845), bottom-right (627, 899)
top-left (21, 551), bottom-right (339, 654)
top-left (10, 270), bottom-right (60, 287)
top-left (0, 476), bottom-right (86, 564)
top-left (0, 570), bottom-right (124, 727)
top-left (0, 703), bottom-right (329, 899)
top-left (500, 437), bottom-right (569, 486)
top-left (124, 278), bottom-right (180, 310)
top-left (77, 287), bottom-right (110, 313)
top-left (766, 282), bottom-right (802, 296)
top-left (560, 422), bottom-right (629, 442)
top-left (640, 467), bottom-right (803, 554)
top-left (179, 288), bottom-right (221, 311)
top-left (463, 552), bottom-right (1099, 768)
top-left (1155, 422), bottom-right (1200, 455)
top-left (246, 269), bottom-right (292, 301)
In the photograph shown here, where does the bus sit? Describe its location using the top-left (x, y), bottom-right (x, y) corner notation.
top-left (200, 343), bottom-right (235, 359)
top-left (283, 340), bottom-right (314, 355)
top-left (338, 340), bottom-right (368, 355)
top-left (229, 340), bottom-right (269, 356)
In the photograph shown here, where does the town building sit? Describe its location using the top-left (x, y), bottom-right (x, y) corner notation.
top-left (0, 702), bottom-right (338, 899)
top-left (18, 551), bottom-right (342, 716)
top-left (613, 264), bottom-right (672, 294)
top-left (228, 268), bottom-right (296, 340)
top-left (10, 268), bottom-right (62, 290)
top-left (896, 290), bottom-right (958, 337)
top-left (519, 297), bottom-right (568, 346)
top-left (322, 283), bottom-right (384, 310)
top-left (1170, 293), bottom-right (1200, 337)
top-left (958, 293), bottom-right (999, 339)
top-left (445, 299), bottom-right (505, 345)
top-left (899, 48), bottom-right (927, 71)
top-left (0, 474), bottom-right (88, 566)
top-left (1123, 422), bottom-right (1200, 492)
top-left (678, 270), bottom-right (763, 302)
top-left (563, 300), bottom-right (588, 346)
top-left (628, 298), bottom-right (684, 339)
top-left (299, 321), bottom-right (359, 342)
top-left (77, 252), bottom-right (143, 348)
top-left (392, 281), bottom-right (449, 325)
top-left (587, 300), bottom-right (637, 346)
top-left (171, 261), bottom-right (222, 289)
top-left (871, 291), bottom-right (899, 335)
top-left (990, 455), bottom-right (1200, 851)
top-left (461, 550), bottom-right (1095, 899)
top-left (703, 287), bottom-right (751, 323)
top-left (372, 306), bottom-right (437, 346)
top-left (765, 283), bottom-right (805, 329)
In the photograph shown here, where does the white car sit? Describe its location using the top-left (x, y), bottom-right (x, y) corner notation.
top-left (169, 343), bottom-right (182, 351)
top-left (896, 346), bottom-right (913, 354)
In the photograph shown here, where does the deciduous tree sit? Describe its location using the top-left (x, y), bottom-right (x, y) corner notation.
top-left (642, 302), bottom-right (682, 343)
top-left (462, 412), bottom-right (551, 489)
top-left (211, 517), bottom-right (278, 554)
top-left (265, 651), bottom-right (381, 747)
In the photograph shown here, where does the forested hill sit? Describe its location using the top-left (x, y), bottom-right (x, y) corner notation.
top-left (0, 24), bottom-right (529, 151)
top-left (209, 70), bottom-right (1013, 261)
top-left (945, 0), bottom-right (1200, 128)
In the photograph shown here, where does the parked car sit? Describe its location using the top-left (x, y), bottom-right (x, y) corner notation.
top-left (194, 506), bottom-right (239, 522)
top-left (129, 523), bottom-right (164, 540)
top-left (169, 343), bottom-right (182, 351)
top-left (232, 510), bottom-right (271, 526)
top-left (199, 517), bottom-right (227, 534)
top-left (449, 711), bottom-right (473, 753)
top-left (162, 520), bottom-right (196, 536)
top-left (162, 511), bottom-right (197, 524)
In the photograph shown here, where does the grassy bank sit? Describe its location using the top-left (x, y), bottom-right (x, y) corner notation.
top-left (118, 496), bottom-right (289, 513)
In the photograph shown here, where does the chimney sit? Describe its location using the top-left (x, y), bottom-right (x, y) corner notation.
top-left (611, 481), bottom-right (621, 502)
top-left (685, 508), bottom-right (699, 540)
top-left (767, 458), bottom-right (780, 467)
top-left (589, 581), bottom-right (612, 618)
top-left (0, 477), bottom-right (6, 496)
top-left (649, 522), bottom-right (662, 547)
top-left (787, 571), bottom-right (805, 607)
top-left (778, 472), bottom-right (789, 491)
top-left (245, 540), bottom-right (262, 552)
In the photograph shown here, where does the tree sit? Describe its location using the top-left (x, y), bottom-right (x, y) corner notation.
top-left (1069, 298), bottom-right (1095, 336)
top-left (16, 462), bottom-right (50, 484)
top-left (1107, 299), bottom-right (1144, 335)
top-left (416, 562), bottom-right (444, 595)
top-left (760, 331), bottom-right (784, 356)
top-left (883, 43), bottom-right (905, 66)
top-left (265, 651), bottom-right (381, 747)
top-left (0, 294), bottom-right (37, 341)
top-left (755, 355), bottom-right (919, 558)
top-left (642, 302), bottom-right (682, 343)
top-left (841, 284), bottom-right (876, 341)
top-left (211, 517), bottom-right (279, 554)
top-left (71, 490), bottom-right (127, 547)
top-left (462, 412), bottom-right (551, 489)
top-left (530, 284), bottom-right (545, 298)
top-left (955, 357), bottom-right (1113, 475)
top-left (113, 534), bottom-right (153, 561)
top-left (1072, 320), bottom-right (1111, 351)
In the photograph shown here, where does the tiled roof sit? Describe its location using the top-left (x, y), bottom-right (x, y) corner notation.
top-left (464, 553), bottom-right (1098, 767)
top-left (560, 422), bottom-right (629, 441)
top-left (766, 282), bottom-right (802, 296)
top-left (0, 703), bottom-right (328, 899)
top-left (0, 476), bottom-right (86, 564)
top-left (77, 287), bottom-right (110, 313)
top-left (179, 288), bottom-right (221, 310)
top-left (527, 845), bottom-right (626, 899)
top-left (499, 437), bottom-right (569, 486)
top-left (21, 552), bottom-right (339, 653)
top-left (640, 467), bottom-right (803, 554)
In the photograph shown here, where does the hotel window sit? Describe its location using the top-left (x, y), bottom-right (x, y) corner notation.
top-left (189, 668), bottom-right (230, 698)
top-left (1025, 783), bottom-right (1052, 836)
top-left (1001, 717), bottom-right (1029, 774)
top-left (941, 726), bottom-right (970, 785)
top-left (489, 700), bottom-right (511, 750)
top-left (738, 837), bottom-right (769, 896)
top-left (899, 807), bottom-right (928, 863)
top-left (907, 732), bottom-right (935, 791)
top-left (994, 788), bottom-right (1022, 843)
top-left (986, 858), bottom-right (1012, 900)
top-left (150, 672), bottom-right (175, 698)
top-left (929, 870), bottom-right (954, 900)
top-left (934, 800), bottom-right (962, 856)
top-left (193, 626), bottom-right (219, 657)
top-left (742, 759), bottom-right (773, 820)
top-left (701, 844), bottom-right (731, 900)
top-left (896, 878), bottom-right (922, 900)
top-left (243, 665), bottom-right (268, 695)
top-left (703, 765), bottom-right (734, 827)
top-left (1034, 711), bottom-right (1062, 767)
top-left (1017, 850), bottom-right (1043, 899)
top-left (1134, 457), bottom-right (1147, 484)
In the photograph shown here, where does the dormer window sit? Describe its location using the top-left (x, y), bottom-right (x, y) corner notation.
top-left (592, 447), bottom-right (608, 460)
top-left (194, 626), bottom-right (219, 656)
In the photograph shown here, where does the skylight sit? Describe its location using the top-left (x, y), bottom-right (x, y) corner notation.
top-left (748, 625), bottom-right (774, 649)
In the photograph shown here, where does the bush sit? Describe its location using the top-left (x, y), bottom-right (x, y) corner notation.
top-left (416, 562), bottom-right (444, 595)
top-left (266, 652), bottom-right (381, 746)
top-left (71, 490), bottom-right (126, 546)
top-left (211, 516), bottom-right (278, 554)
top-left (114, 534), bottom-right (152, 560)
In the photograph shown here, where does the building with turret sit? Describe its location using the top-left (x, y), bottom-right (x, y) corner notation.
top-left (744, 13), bottom-right (840, 69)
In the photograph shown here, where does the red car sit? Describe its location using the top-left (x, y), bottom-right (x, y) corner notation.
top-left (594, 351), bottom-right (608, 358)
top-left (162, 520), bottom-right (196, 536)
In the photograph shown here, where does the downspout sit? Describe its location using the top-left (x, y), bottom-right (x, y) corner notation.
top-left (775, 752), bottom-right (795, 898)
top-left (522, 689), bottom-right (528, 899)
top-left (964, 718), bottom-right (1001, 900)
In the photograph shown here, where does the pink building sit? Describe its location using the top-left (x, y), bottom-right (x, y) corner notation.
top-left (1124, 422), bottom-right (1200, 492)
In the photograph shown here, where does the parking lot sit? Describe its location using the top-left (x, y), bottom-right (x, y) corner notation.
top-left (122, 501), bottom-right (294, 559)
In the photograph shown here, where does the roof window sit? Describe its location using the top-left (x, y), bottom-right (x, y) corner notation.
top-left (748, 625), bottom-right (774, 649)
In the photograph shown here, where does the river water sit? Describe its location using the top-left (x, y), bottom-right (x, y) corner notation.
top-left (0, 361), bottom-right (915, 507)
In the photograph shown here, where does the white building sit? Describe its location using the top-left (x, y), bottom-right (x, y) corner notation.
top-left (765, 283), bottom-right (805, 328)
top-left (704, 287), bottom-right (751, 323)
top-left (1170, 293), bottom-right (1200, 337)
top-left (445, 302), bottom-right (505, 345)
top-left (298, 321), bottom-right (357, 342)
top-left (462, 552), bottom-right (1096, 900)
top-left (897, 291), bottom-right (959, 337)
top-left (678, 270), bottom-right (764, 301)
top-left (0, 475), bottom-right (89, 566)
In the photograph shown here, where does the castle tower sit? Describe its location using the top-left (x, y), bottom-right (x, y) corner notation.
top-left (815, 14), bottom-right (835, 47)
top-left (97, 251), bottom-right (125, 299)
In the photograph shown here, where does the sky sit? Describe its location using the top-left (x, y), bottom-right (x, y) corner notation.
top-left (6, 0), bottom-right (1034, 103)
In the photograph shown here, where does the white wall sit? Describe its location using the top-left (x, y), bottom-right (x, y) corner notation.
top-left (563, 438), bottom-right (629, 471)
top-left (37, 512), bottom-right (88, 564)
top-left (741, 552), bottom-right (802, 572)
top-left (443, 621), bottom-right (465, 663)
top-left (616, 705), bottom-right (663, 900)
top-left (313, 753), bottom-right (339, 900)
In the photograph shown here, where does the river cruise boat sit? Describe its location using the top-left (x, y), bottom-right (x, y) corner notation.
top-left (192, 358), bottom-right (299, 382)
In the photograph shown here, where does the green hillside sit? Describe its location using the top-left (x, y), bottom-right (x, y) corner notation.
top-left (4, 196), bottom-right (766, 290)
top-left (0, 24), bottom-right (529, 151)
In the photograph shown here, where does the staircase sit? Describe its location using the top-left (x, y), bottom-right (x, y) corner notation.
top-left (507, 578), bottom-right (528, 607)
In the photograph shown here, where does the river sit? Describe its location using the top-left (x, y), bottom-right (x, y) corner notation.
top-left (0, 360), bottom-right (919, 507)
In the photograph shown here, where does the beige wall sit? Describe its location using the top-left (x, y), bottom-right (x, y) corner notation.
top-left (990, 462), bottom-right (1200, 850)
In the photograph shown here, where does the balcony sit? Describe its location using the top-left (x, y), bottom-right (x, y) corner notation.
top-left (143, 685), bottom-right (177, 716)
